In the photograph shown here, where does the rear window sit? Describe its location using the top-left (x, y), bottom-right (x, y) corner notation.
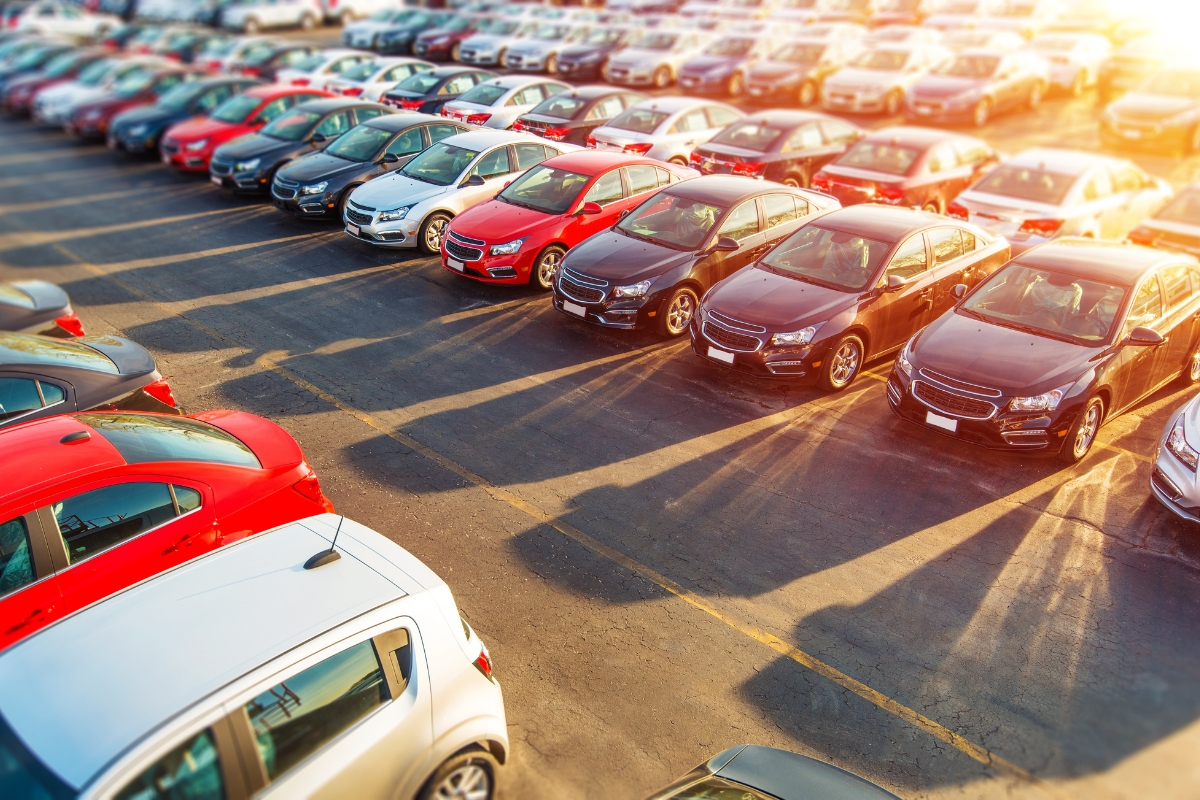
top-left (837, 141), bottom-right (921, 176)
top-left (972, 165), bottom-right (1075, 205)
top-left (607, 107), bottom-right (669, 135)
top-left (0, 334), bottom-right (117, 374)
top-left (82, 414), bottom-right (261, 468)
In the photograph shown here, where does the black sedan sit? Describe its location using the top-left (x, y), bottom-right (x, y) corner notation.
top-left (0, 333), bottom-right (180, 429)
top-left (551, 176), bottom-right (840, 337)
top-left (1100, 66), bottom-right (1200, 154)
top-left (693, 204), bottom-right (1008, 390)
top-left (888, 239), bottom-right (1200, 463)
top-left (514, 85), bottom-right (645, 146)
top-left (209, 98), bottom-right (391, 195)
top-left (554, 25), bottom-right (631, 82)
top-left (380, 66), bottom-right (495, 115)
top-left (689, 110), bottom-right (863, 188)
top-left (108, 76), bottom-right (260, 155)
top-left (743, 38), bottom-right (863, 108)
top-left (374, 10), bottom-right (455, 55)
top-left (271, 113), bottom-right (469, 219)
top-left (0, 280), bottom-right (82, 337)
top-left (1129, 182), bottom-right (1200, 257)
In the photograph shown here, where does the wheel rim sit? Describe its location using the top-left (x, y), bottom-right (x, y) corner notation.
top-left (654, 68), bottom-right (669, 87)
top-left (432, 764), bottom-right (490, 800)
top-left (537, 251), bottom-right (560, 288)
top-left (783, 177), bottom-right (800, 188)
top-left (729, 74), bottom-right (743, 95)
top-left (829, 340), bottom-right (860, 387)
top-left (425, 218), bottom-right (447, 251)
top-left (1073, 402), bottom-right (1100, 459)
top-left (973, 101), bottom-right (988, 125)
top-left (1190, 351), bottom-right (1200, 381)
top-left (923, 202), bottom-right (938, 213)
top-left (799, 82), bottom-right (815, 106)
top-left (546, 54), bottom-right (556, 73)
top-left (666, 292), bottom-right (695, 335)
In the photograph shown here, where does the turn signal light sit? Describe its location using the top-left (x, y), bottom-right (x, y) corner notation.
top-left (947, 201), bottom-right (969, 220)
top-left (1018, 218), bottom-right (1064, 236)
top-left (877, 186), bottom-right (903, 203)
top-left (293, 469), bottom-right (334, 510)
top-left (291, 78), bottom-right (310, 86)
top-left (622, 141), bottom-right (653, 155)
top-left (54, 313), bottom-right (85, 337)
top-left (543, 126), bottom-right (570, 141)
top-left (585, 134), bottom-right (596, 147)
top-left (732, 161), bottom-right (766, 178)
top-left (341, 87), bottom-right (362, 96)
top-left (467, 112), bottom-right (492, 125)
top-left (141, 378), bottom-right (177, 408)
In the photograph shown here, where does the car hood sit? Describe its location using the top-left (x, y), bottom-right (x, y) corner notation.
top-left (277, 151), bottom-right (365, 183)
top-left (462, 34), bottom-right (509, 49)
top-left (825, 67), bottom-right (900, 90)
top-left (913, 310), bottom-right (1097, 393)
top-left (351, 172), bottom-right (452, 209)
top-left (214, 133), bottom-right (298, 160)
top-left (165, 116), bottom-right (241, 142)
top-left (452, 199), bottom-right (556, 241)
top-left (113, 105), bottom-right (184, 129)
top-left (746, 61), bottom-right (811, 82)
top-left (707, 266), bottom-right (857, 330)
top-left (1108, 92), bottom-right (1197, 122)
top-left (680, 54), bottom-right (741, 74)
top-left (909, 74), bottom-right (984, 98)
top-left (562, 231), bottom-right (693, 283)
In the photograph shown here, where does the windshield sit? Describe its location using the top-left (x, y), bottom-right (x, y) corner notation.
top-left (879, 0), bottom-right (919, 9)
top-left (291, 53), bottom-right (326, 72)
top-left (837, 141), bottom-right (920, 176)
top-left (0, 333), bottom-right (118, 374)
top-left (240, 41), bottom-right (276, 63)
top-left (457, 82), bottom-right (508, 105)
top-left (14, 47), bottom-right (59, 70)
top-left (481, 18), bottom-right (520, 34)
top-left (1140, 69), bottom-right (1200, 99)
top-left (401, 142), bottom-right (478, 185)
top-left (972, 165), bottom-right (1075, 205)
top-left (1154, 188), bottom-right (1200, 224)
top-left (211, 93), bottom-right (260, 123)
top-left (199, 37), bottom-right (238, 58)
top-left (962, 264), bottom-right (1125, 343)
top-left (782, 0), bottom-right (818, 6)
top-left (499, 165), bottom-right (588, 214)
top-left (607, 107), bottom-right (668, 134)
top-left (827, 0), bottom-right (869, 9)
top-left (325, 124), bottom-right (392, 161)
top-left (156, 82), bottom-right (208, 112)
top-left (709, 121), bottom-right (783, 151)
top-left (42, 52), bottom-right (78, 78)
top-left (629, 32), bottom-right (678, 50)
top-left (83, 414), bottom-right (261, 467)
top-left (772, 42), bottom-right (826, 63)
top-left (0, 715), bottom-right (74, 798)
top-left (935, 54), bottom-right (1000, 78)
top-left (529, 94), bottom-right (585, 119)
top-left (440, 16), bottom-right (473, 32)
top-left (704, 37), bottom-right (754, 57)
top-left (849, 49), bottom-right (909, 70)
top-left (78, 58), bottom-right (115, 85)
top-left (113, 71), bottom-right (158, 97)
top-left (342, 60), bottom-right (380, 81)
top-left (396, 71), bottom-right (441, 94)
top-left (618, 193), bottom-right (724, 250)
top-left (761, 225), bottom-right (889, 291)
top-left (262, 109), bottom-right (322, 141)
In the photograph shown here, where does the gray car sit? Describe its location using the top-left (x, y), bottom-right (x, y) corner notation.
top-left (1153, 392), bottom-right (1200, 524)
top-left (503, 21), bottom-right (591, 73)
top-left (457, 17), bottom-right (536, 67)
top-left (603, 28), bottom-right (714, 88)
top-left (0, 280), bottom-right (79, 337)
top-left (588, 96), bottom-right (743, 165)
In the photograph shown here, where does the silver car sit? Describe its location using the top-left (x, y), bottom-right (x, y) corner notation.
top-left (603, 28), bottom-right (714, 88)
top-left (323, 57), bottom-right (435, 102)
top-left (503, 21), bottom-right (591, 73)
top-left (1153, 392), bottom-right (1200, 524)
top-left (588, 96), bottom-right (743, 165)
top-left (950, 147), bottom-right (1174, 255)
top-left (821, 44), bottom-right (949, 115)
top-left (1027, 32), bottom-right (1112, 96)
top-left (440, 75), bottom-right (571, 129)
top-left (457, 17), bottom-right (536, 67)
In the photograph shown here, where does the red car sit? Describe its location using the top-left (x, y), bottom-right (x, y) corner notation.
top-left (810, 126), bottom-right (999, 215)
top-left (160, 84), bottom-right (331, 172)
top-left (0, 410), bottom-right (334, 652)
top-left (441, 151), bottom-right (698, 289)
top-left (68, 66), bottom-right (196, 140)
top-left (3, 49), bottom-right (108, 116)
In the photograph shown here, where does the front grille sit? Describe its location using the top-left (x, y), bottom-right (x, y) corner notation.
top-left (918, 368), bottom-right (1000, 397)
top-left (560, 266), bottom-right (607, 288)
top-left (210, 159), bottom-right (232, 176)
top-left (272, 177), bottom-right (298, 200)
top-left (913, 381), bottom-right (996, 420)
top-left (448, 231), bottom-right (485, 246)
top-left (161, 140), bottom-right (180, 155)
top-left (559, 277), bottom-right (604, 304)
top-left (708, 309), bottom-right (765, 333)
top-left (346, 209), bottom-right (372, 226)
top-left (703, 322), bottom-right (760, 352)
top-left (445, 238), bottom-right (483, 261)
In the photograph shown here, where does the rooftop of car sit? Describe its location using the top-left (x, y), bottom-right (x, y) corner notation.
top-left (667, 174), bottom-right (778, 205)
top-left (1015, 238), bottom-right (1188, 284)
top-left (626, 95), bottom-right (715, 114)
top-left (740, 109), bottom-right (842, 128)
top-left (0, 332), bottom-right (119, 373)
top-left (541, 149), bottom-right (661, 175)
top-left (1004, 146), bottom-right (1120, 175)
top-left (440, 128), bottom-right (549, 150)
top-left (815, 203), bottom-right (950, 242)
top-left (292, 97), bottom-right (388, 114)
top-left (422, 65), bottom-right (496, 78)
top-left (860, 125), bottom-right (969, 148)
top-left (363, 111), bottom-right (444, 132)
top-left (475, 74), bottom-right (557, 90)
top-left (559, 84), bottom-right (636, 99)
top-left (0, 518), bottom-right (413, 790)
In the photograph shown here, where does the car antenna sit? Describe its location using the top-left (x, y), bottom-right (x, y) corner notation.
top-left (304, 516), bottom-right (344, 570)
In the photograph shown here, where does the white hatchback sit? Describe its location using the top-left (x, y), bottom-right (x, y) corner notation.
top-left (0, 514), bottom-right (507, 800)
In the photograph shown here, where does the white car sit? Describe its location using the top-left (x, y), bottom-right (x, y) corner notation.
top-left (768, 0), bottom-right (829, 25)
top-left (588, 96), bottom-right (743, 166)
top-left (344, 129), bottom-right (576, 253)
top-left (320, 0), bottom-right (393, 24)
top-left (220, 0), bottom-right (324, 34)
top-left (502, 21), bottom-right (591, 73)
top-left (0, 515), bottom-right (508, 800)
top-left (924, 0), bottom-right (1004, 31)
top-left (821, 44), bottom-right (949, 115)
top-left (942, 28), bottom-right (1025, 52)
top-left (341, 7), bottom-right (417, 49)
top-left (32, 56), bottom-right (166, 126)
top-left (457, 17), bottom-right (537, 67)
top-left (1027, 32), bottom-right (1111, 95)
top-left (275, 47), bottom-right (373, 89)
top-left (603, 28), bottom-right (714, 88)
top-left (325, 57), bottom-right (435, 101)
top-left (14, 0), bottom-right (119, 39)
top-left (440, 75), bottom-right (571, 130)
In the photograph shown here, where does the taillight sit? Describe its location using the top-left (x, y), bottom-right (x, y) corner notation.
top-left (401, 99), bottom-right (423, 110)
top-left (585, 134), bottom-right (596, 148)
top-left (291, 77), bottom-right (310, 86)
top-left (689, 151), bottom-right (702, 165)
top-left (877, 186), bottom-right (904, 203)
top-left (622, 141), bottom-right (653, 155)
top-left (293, 469), bottom-right (333, 510)
top-left (543, 126), bottom-right (569, 141)
top-left (473, 645), bottom-right (494, 681)
top-left (512, 119), bottom-right (526, 131)
top-left (54, 313), bottom-right (85, 337)
top-left (141, 378), bottom-right (176, 408)
top-left (811, 173), bottom-right (830, 191)
top-left (732, 161), bottom-right (766, 178)
top-left (1018, 218), bottom-right (1064, 236)
top-left (242, 67), bottom-right (260, 77)
top-left (947, 201), bottom-right (969, 220)
top-left (439, 106), bottom-right (454, 117)
top-left (341, 86), bottom-right (362, 96)
top-left (1128, 227), bottom-right (1158, 246)
top-left (467, 112), bottom-right (492, 126)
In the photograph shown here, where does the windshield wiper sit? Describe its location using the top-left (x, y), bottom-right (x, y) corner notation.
top-left (969, 311), bottom-right (1083, 344)
top-left (403, 173), bottom-right (439, 184)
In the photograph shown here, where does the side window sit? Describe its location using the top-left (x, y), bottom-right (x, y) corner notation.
top-left (513, 143), bottom-right (547, 170)
top-left (886, 234), bottom-right (928, 280)
top-left (114, 729), bottom-right (223, 800)
top-left (386, 127), bottom-right (424, 156)
top-left (0, 378), bottom-right (43, 422)
top-left (1112, 165), bottom-right (1145, 193)
top-left (586, 95), bottom-right (625, 121)
top-left (196, 86), bottom-right (231, 113)
top-left (1083, 170), bottom-right (1114, 202)
top-left (927, 227), bottom-right (964, 267)
top-left (0, 517), bottom-right (34, 601)
top-left (624, 165), bottom-right (660, 196)
top-left (246, 640), bottom-right (387, 782)
top-left (355, 107), bottom-right (386, 123)
top-left (53, 482), bottom-right (180, 564)
top-left (705, 105), bottom-right (741, 128)
top-left (782, 124), bottom-right (822, 153)
top-left (256, 98), bottom-right (289, 123)
top-left (762, 194), bottom-right (798, 229)
top-left (962, 230), bottom-right (976, 252)
top-left (1123, 277), bottom-right (1163, 335)
top-left (583, 169), bottom-right (624, 206)
top-left (954, 140), bottom-right (991, 167)
top-left (470, 147), bottom-right (511, 180)
top-left (718, 200), bottom-right (760, 242)
top-left (441, 76), bottom-right (476, 95)
top-left (927, 142), bottom-right (958, 174)
top-left (820, 119), bottom-right (859, 145)
top-left (384, 63), bottom-right (418, 81)
top-left (1160, 264), bottom-right (1192, 309)
top-left (509, 86), bottom-right (545, 106)
top-left (427, 123), bottom-right (461, 143)
top-left (315, 111), bottom-right (352, 138)
top-left (669, 108), bottom-right (710, 134)
top-left (655, 166), bottom-right (673, 186)
top-left (155, 74), bottom-right (185, 94)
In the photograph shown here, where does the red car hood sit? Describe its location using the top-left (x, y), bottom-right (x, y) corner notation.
top-left (166, 116), bottom-right (249, 144)
top-left (451, 199), bottom-right (559, 243)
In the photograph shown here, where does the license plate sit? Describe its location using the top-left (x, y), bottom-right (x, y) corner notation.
top-left (447, 258), bottom-right (464, 271)
top-left (210, 176), bottom-right (221, 186)
top-left (925, 411), bottom-right (958, 433)
top-left (1121, 128), bottom-right (1142, 139)
top-left (563, 300), bottom-right (586, 317)
top-left (707, 346), bottom-right (734, 364)
top-left (915, 104), bottom-right (933, 114)
top-left (346, 223), bottom-right (360, 237)
top-left (750, 87), bottom-right (763, 95)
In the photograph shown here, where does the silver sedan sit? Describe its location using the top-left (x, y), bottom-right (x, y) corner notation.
top-left (439, 75), bottom-right (572, 130)
top-left (1153, 391), bottom-right (1200, 524)
top-left (587, 96), bottom-right (742, 165)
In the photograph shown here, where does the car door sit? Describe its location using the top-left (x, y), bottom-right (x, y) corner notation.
top-left (925, 226), bottom-right (975, 316)
top-left (667, 105), bottom-right (714, 153)
top-left (0, 510), bottom-right (61, 648)
top-left (379, 125), bottom-right (426, 173)
top-left (710, 197), bottom-right (765, 284)
top-left (1109, 274), bottom-right (1164, 410)
top-left (993, 56), bottom-right (1024, 110)
top-left (0, 374), bottom-right (73, 429)
top-left (565, 166), bottom-right (626, 241)
top-left (875, 232), bottom-right (935, 353)
top-left (1151, 263), bottom-right (1200, 386)
top-left (759, 192), bottom-right (811, 251)
top-left (579, 93), bottom-right (625, 139)
top-left (778, 123), bottom-right (829, 183)
top-left (460, 145), bottom-right (515, 208)
top-left (312, 109), bottom-right (353, 149)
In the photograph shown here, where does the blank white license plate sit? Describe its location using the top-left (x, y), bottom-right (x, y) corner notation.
top-left (447, 258), bottom-right (464, 271)
top-left (563, 301), bottom-right (586, 317)
top-left (750, 87), bottom-right (764, 95)
top-left (925, 411), bottom-right (958, 433)
top-left (209, 176), bottom-right (221, 186)
top-left (346, 224), bottom-right (360, 237)
top-left (707, 346), bottom-right (734, 364)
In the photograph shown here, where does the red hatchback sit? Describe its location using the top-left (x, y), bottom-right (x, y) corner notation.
top-left (160, 84), bottom-right (331, 172)
top-left (442, 151), bottom-right (698, 289)
top-left (0, 410), bottom-right (334, 652)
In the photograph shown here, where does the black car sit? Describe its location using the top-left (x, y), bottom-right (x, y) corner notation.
top-left (0, 280), bottom-right (81, 337)
top-left (743, 38), bottom-right (864, 107)
top-left (230, 42), bottom-right (319, 82)
top-left (109, 76), bottom-right (260, 155)
top-left (888, 239), bottom-right (1200, 463)
top-left (1100, 66), bottom-right (1200, 154)
top-left (373, 10), bottom-right (455, 55)
top-left (551, 176), bottom-right (840, 337)
top-left (1129, 182), bottom-right (1200, 257)
top-left (0, 333), bottom-right (180, 429)
top-left (379, 66), bottom-right (494, 115)
top-left (271, 113), bottom-right (469, 219)
top-left (689, 110), bottom-right (863, 189)
top-left (210, 99), bottom-right (391, 195)
top-left (554, 25), bottom-right (632, 82)
top-left (1097, 36), bottom-right (1174, 103)
top-left (514, 85), bottom-right (644, 146)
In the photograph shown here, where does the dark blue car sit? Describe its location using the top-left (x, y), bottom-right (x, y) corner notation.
top-left (677, 34), bottom-right (782, 97)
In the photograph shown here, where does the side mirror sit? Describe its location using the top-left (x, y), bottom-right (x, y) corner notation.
top-left (712, 236), bottom-right (739, 252)
top-left (380, 152), bottom-right (399, 164)
top-left (618, 209), bottom-right (630, 219)
top-left (577, 201), bottom-right (602, 216)
top-left (951, 283), bottom-right (967, 299)
top-left (885, 274), bottom-right (907, 292)
top-left (310, 132), bottom-right (326, 143)
top-left (463, 174), bottom-right (486, 187)
top-left (1126, 326), bottom-right (1164, 347)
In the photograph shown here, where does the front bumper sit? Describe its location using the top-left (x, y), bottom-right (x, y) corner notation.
top-left (1099, 117), bottom-right (1188, 149)
top-left (556, 61), bottom-right (603, 80)
top-left (441, 235), bottom-right (534, 284)
top-left (550, 270), bottom-right (658, 329)
top-left (504, 52), bottom-right (547, 71)
top-left (459, 51), bottom-right (501, 65)
top-left (110, 129), bottom-right (161, 154)
top-left (605, 65), bottom-right (655, 86)
top-left (414, 41), bottom-right (453, 60)
top-left (71, 116), bottom-right (110, 138)
top-left (272, 180), bottom-right (337, 217)
top-left (678, 72), bottom-right (730, 93)
top-left (342, 203), bottom-right (419, 247)
top-left (689, 316), bottom-right (822, 380)
top-left (162, 141), bottom-right (213, 171)
top-left (822, 90), bottom-right (888, 114)
top-left (376, 37), bottom-right (415, 54)
top-left (209, 158), bottom-right (270, 192)
top-left (905, 98), bottom-right (976, 123)
top-left (1151, 416), bottom-right (1200, 522)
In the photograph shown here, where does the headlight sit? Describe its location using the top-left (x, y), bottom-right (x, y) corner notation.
top-left (300, 181), bottom-right (328, 195)
top-left (127, 123), bottom-right (147, 137)
top-left (896, 336), bottom-right (915, 378)
top-left (489, 237), bottom-right (526, 256)
top-left (378, 206), bottom-right (410, 221)
top-left (233, 157), bottom-right (260, 172)
top-left (611, 280), bottom-right (652, 299)
top-left (770, 322), bottom-right (823, 347)
top-left (1166, 418), bottom-right (1199, 472)
top-left (1008, 383), bottom-right (1072, 413)
top-left (185, 138), bottom-right (208, 151)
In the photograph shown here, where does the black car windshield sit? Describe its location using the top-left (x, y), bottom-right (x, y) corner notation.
top-left (499, 165), bottom-right (588, 214)
top-left (0, 715), bottom-right (74, 800)
top-left (529, 94), bottom-right (585, 119)
top-left (849, 49), bottom-right (909, 70)
top-left (342, 60), bottom-right (381, 81)
top-left (935, 54), bottom-right (1000, 78)
top-left (78, 58), bottom-right (114, 85)
top-left (457, 82), bottom-right (508, 106)
top-left (396, 71), bottom-right (441, 94)
top-left (401, 142), bottom-right (479, 185)
top-left (709, 121), bottom-right (783, 152)
top-left (962, 264), bottom-right (1126, 343)
top-left (156, 82), bottom-right (209, 112)
top-left (291, 53), bottom-right (327, 72)
top-left (210, 93), bottom-right (260, 123)
top-left (704, 37), bottom-right (755, 57)
top-left (607, 107), bottom-right (668, 134)
top-left (762, 224), bottom-right (889, 291)
top-left (771, 42), bottom-right (826, 63)
top-left (837, 140), bottom-right (921, 176)
top-left (629, 32), bottom-right (678, 50)
top-left (82, 414), bottom-right (262, 467)
top-left (0, 333), bottom-right (118, 374)
top-left (618, 193), bottom-right (724, 250)
top-left (262, 109), bottom-right (322, 141)
top-left (1140, 69), bottom-right (1200, 99)
top-left (325, 124), bottom-right (392, 161)
top-left (972, 165), bottom-right (1074, 205)
top-left (1153, 187), bottom-right (1200, 225)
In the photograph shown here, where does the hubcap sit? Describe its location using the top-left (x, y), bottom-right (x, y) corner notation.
top-left (667, 292), bottom-right (694, 334)
top-left (425, 218), bottom-right (447, 250)
top-left (830, 341), bottom-right (860, 387)
top-left (432, 764), bottom-right (490, 800)
top-left (1074, 402), bottom-right (1100, 458)
top-left (538, 252), bottom-right (560, 287)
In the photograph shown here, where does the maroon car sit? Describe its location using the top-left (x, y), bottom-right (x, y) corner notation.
top-left (691, 204), bottom-right (1009, 390)
top-left (3, 49), bottom-right (108, 116)
top-left (413, 15), bottom-right (481, 62)
top-left (811, 126), bottom-right (998, 214)
top-left (69, 67), bottom-right (196, 140)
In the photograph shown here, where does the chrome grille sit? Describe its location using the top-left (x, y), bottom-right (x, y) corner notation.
top-left (560, 267), bottom-right (607, 287)
top-left (271, 178), bottom-right (297, 200)
top-left (449, 231), bottom-right (485, 247)
top-left (912, 381), bottom-right (997, 420)
top-left (708, 310), bottom-right (765, 333)
top-left (161, 140), bottom-right (180, 155)
top-left (918, 369), bottom-right (1001, 397)
top-left (209, 159), bottom-right (232, 176)
top-left (703, 322), bottom-right (760, 352)
top-left (346, 209), bottom-right (372, 226)
top-left (445, 238), bottom-right (483, 261)
top-left (559, 277), bottom-right (604, 304)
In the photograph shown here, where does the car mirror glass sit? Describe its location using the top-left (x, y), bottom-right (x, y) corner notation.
top-left (310, 132), bottom-right (326, 143)
top-left (951, 283), bottom-right (967, 299)
top-left (713, 235), bottom-right (739, 252)
top-left (1126, 326), bottom-right (1164, 346)
top-left (886, 274), bottom-right (907, 292)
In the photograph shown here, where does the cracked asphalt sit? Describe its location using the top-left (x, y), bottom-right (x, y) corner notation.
top-left (4, 65), bottom-right (1200, 799)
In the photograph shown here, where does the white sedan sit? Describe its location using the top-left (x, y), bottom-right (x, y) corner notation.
top-left (323, 57), bottom-right (435, 101)
top-left (14, 0), bottom-right (120, 39)
top-left (1027, 32), bottom-right (1112, 96)
top-left (275, 47), bottom-right (374, 89)
top-left (439, 75), bottom-right (571, 130)
top-left (344, 129), bottom-right (577, 253)
top-left (588, 96), bottom-right (743, 166)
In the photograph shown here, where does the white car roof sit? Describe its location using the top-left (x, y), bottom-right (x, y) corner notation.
top-left (0, 518), bottom-right (416, 790)
top-left (440, 128), bottom-right (554, 151)
top-left (477, 74), bottom-right (559, 90)
top-left (1005, 147), bottom-right (1125, 176)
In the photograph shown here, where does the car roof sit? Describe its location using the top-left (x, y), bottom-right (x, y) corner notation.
top-left (666, 174), bottom-right (775, 204)
top-left (628, 94), bottom-right (711, 114)
top-left (476, 73), bottom-right (556, 89)
top-left (244, 83), bottom-right (318, 99)
top-left (1014, 238), bottom-right (1189, 285)
top-left (813, 203), bottom-right (949, 243)
top-left (541, 149), bottom-right (660, 175)
top-left (427, 65), bottom-right (490, 77)
top-left (364, 111), bottom-right (444, 131)
top-left (0, 518), bottom-right (411, 790)
top-left (860, 125), bottom-right (965, 148)
top-left (1003, 147), bottom-right (1124, 176)
top-left (292, 97), bottom-right (385, 113)
top-left (743, 108), bottom-right (840, 129)
top-left (562, 84), bottom-right (635, 99)
top-left (0, 414), bottom-right (125, 507)
top-left (440, 128), bottom-right (547, 150)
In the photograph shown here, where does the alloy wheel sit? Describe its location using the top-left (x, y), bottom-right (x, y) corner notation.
top-left (728, 72), bottom-right (744, 96)
top-left (829, 340), bottom-right (860, 388)
top-left (665, 291), bottom-right (695, 335)
top-left (546, 54), bottom-right (557, 74)
top-left (1190, 351), bottom-right (1200, 382)
top-left (799, 80), bottom-right (816, 106)
top-left (424, 217), bottom-right (447, 251)
top-left (1073, 401), bottom-right (1101, 460)
top-left (535, 248), bottom-right (562, 289)
top-left (430, 764), bottom-right (490, 800)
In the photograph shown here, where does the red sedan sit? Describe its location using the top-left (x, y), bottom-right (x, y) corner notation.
top-left (160, 84), bottom-right (331, 172)
top-left (442, 151), bottom-right (698, 289)
top-left (68, 66), bottom-right (197, 140)
top-left (0, 410), bottom-right (334, 652)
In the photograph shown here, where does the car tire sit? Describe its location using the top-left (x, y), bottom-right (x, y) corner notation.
top-left (922, 198), bottom-right (942, 214)
top-left (883, 89), bottom-right (901, 116)
top-left (971, 98), bottom-right (990, 127)
top-left (656, 285), bottom-right (698, 337)
top-left (1188, 124), bottom-right (1200, 155)
top-left (798, 80), bottom-right (816, 107)
top-left (819, 333), bottom-right (864, 392)
top-left (1058, 395), bottom-right (1103, 464)
top-left (419, 212), bottom-right (451, 255)
top-left (417, 749), bottom-right (498, 800)
top-left (652, 65), bottom-right (671, 89)
top-left (727, 71), bottom-right (745, 96)
top-left (531, 245), bottom-right (565, 290)
top-left (669, 155), bottom-right (688, 166)
top-left (451, 42), bottom-right (462, 62)
top-left (782, 167), bottom-right (808, 189)
top-left (336, 185), bottom-right (358, 221)
top-left (1179, 348), bottom-right (1200, 386)
top-left (300, 12), bottom-right (316, 30)
top-left (243, 16), bottom-right (259, 33)
top-left (544, 54), bottom-right (557, 74)
top-left (1027, 81), bottom-right (1044, 109)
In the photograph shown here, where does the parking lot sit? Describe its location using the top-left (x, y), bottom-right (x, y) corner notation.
top-left (4, 30), bottom-right (1200, 797)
